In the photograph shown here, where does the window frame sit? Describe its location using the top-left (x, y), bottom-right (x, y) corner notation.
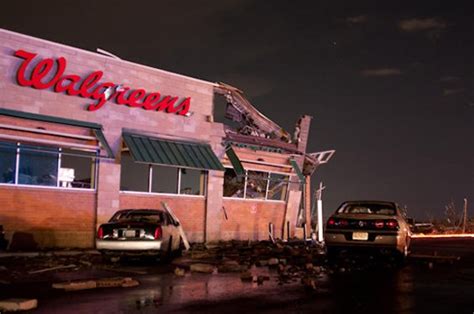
top-left (119, 152), bottom-right (208, 197)
top-left (223, 167), bottom-right (290, 203)
top-left (0, 141), bottom-right (98, 191)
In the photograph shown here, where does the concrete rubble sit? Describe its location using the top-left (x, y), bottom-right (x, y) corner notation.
top-left (53, 277), bottom-right (139, 291)
top-left (0, 298), bottom-right (38, 311)
top-left (172, 240), bottom-right (330, 290)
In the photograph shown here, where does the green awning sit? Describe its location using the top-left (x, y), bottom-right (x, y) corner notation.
top-left (289, 158), bottom-right (305, 182)
top-left (225, 146), bottom-right (245, 176)
top-left (0, 108), bottom-right (114, 159)
top-left (123, 132), bottom-right (225, 171)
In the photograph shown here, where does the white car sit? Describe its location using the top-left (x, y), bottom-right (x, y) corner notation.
top-left (96, 209), bottom-right (182, 259)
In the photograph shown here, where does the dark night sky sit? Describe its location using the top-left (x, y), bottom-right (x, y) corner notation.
top-left (1, 0), bottom-right (473, 219)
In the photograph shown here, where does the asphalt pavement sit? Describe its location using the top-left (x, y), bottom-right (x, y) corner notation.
top-left (1, 237), bottom-right (473, 314)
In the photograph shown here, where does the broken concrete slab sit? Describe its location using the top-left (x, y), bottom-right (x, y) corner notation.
top-left (174, 267), bottom-right (186, 276)
top-left (190, 263), bottom-right (215, 274)
top-left (0, 298), bottom-right (38, 311)
top-left (96, 277), bottom-right (133, 288)
top-left (120, 278), bottom-right (140, 288)
top-left (52, 280), bottom-right (97, 291)
top-left (53, 277), bottom-right (139, 291)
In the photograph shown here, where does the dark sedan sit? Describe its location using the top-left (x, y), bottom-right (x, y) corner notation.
top-left (325, 200), bottom-right (412, 260)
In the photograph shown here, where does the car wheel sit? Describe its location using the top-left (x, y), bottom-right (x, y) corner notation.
top-left (173, 236), bottom-right (183, 257)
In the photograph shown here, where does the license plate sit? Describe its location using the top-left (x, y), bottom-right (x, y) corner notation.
top-left (124, 230), bottom-right (136, 238)
top-left (352, 232), bottom-right (369, 241)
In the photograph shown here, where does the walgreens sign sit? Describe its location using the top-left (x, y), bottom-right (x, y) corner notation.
top-left (13, 49), bottom-right (191, 116)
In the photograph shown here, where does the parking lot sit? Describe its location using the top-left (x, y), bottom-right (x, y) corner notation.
top-left (1, 237), bottom-right (473, 313)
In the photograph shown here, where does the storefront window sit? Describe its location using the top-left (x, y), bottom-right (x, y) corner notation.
top-left (223, 168), bottom-right (245, 198)
top-left (18, 145), bottom-right (59, 186)
top-left (246, 170), bottom-right (267, 199)
top-left (0, 142), bottom-right (16, 184)
top-left (268, 173), bottom-right (289, 201)
top-left (120, 152), bottom-right (207, 195)
top-left (60, 149), bottom-right (96, 189)
top-left (151, 165), bottom-right (178, 194)
top-left (180, 168), bottom-right (206, 195)
top-left (120, 152), bottom-right (149, 192)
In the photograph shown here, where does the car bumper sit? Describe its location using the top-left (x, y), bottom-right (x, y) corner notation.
top-left (96, 239), bottom-right (163, 251)
top-left (325, 231), bottom-right (405, 252)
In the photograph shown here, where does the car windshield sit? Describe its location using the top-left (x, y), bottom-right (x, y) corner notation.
top-left (337, 203), bottom-right (396, 215)
top-left (111, 211), bottom-right (163, 223)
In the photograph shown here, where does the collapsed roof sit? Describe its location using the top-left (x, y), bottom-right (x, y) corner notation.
top-left (215, 82), bottom-right (335, 176)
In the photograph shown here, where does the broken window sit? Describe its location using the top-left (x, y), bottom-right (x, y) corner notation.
top-left (223, 168), bottom-right (289, 201)
top-left (245, 170), bottom-right (267, 199)
top-left (268, 173), bottom-right (289, 201)
top-left (223, 168), bottom-right (245, 198)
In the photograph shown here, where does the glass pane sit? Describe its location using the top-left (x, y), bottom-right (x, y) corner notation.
top-left (19, 145), bottom-right (59, 186)
top-left (180, 168), bottom-right (206, 195)
top-left (268, 173), bottom-right (289, 201)
top-left (0, 142), bottom-right (17, 184)
top-left (120, 152), bottom-right (149, 192)
top-left (151, 165), bottom-right (178, 194)
top-left (246, 170), bottom-right (267, 199)
top-left (223, 168), bottom-right (244, 198)
top-left (60, 150), bottom-right (95, 189)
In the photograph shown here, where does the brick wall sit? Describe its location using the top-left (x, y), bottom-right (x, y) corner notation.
top-left (119, 193), bottom-right (206, 243)
top-left (0, 186), bottom-right (96, 248)
top-left (221, 199), bottom-right (286, 241)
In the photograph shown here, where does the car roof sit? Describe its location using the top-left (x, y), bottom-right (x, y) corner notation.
top-left (115, 209), bottom-right (166, 214)
top-left (339, 200), bottom-right (398, 206)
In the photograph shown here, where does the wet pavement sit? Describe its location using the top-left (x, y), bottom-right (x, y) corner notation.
top-left (1, 238), bottom-right (474, 313)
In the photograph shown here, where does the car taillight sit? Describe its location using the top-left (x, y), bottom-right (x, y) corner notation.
top-left (327, 218), bottom-right (336, 228)
top-left (154, 226), bottom-right (162, 239)
top-left (385, 220), bottom-right (399, 229)
top-left (374, 220), bottom-right (385, 229)
top-left (97, 226), bottom-right (104, 239)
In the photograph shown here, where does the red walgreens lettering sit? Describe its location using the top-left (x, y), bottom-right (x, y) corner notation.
top-left (13, 49), bottom-right (191, 116)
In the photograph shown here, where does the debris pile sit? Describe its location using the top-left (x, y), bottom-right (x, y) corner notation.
top-left (0, 250), bottom-right (102, 283)
top-left (173, 240), bottom-right (329, 291)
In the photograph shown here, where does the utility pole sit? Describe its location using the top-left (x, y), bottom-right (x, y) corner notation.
top-left (462, 198), bottom-right (468, 233)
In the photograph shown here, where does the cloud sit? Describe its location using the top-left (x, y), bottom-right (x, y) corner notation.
top-left (346, 15), bottom-right (368, 24)
top-left (442, 88), bottom-right (465, 96)
top-left (361, 68), bottom-right (402, 77)
top-left (398, 18), bottom-right (446, 32)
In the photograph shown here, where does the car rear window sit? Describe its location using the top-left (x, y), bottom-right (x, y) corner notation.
top-left (111, 211), bottom-right (163, 223)
top-left (337, 203), bottom-right (396, 215)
